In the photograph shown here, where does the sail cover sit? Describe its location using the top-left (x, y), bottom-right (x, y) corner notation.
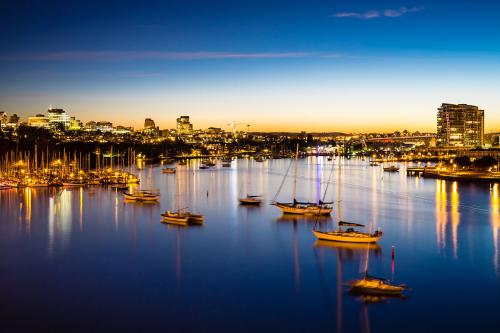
top-left (338, 221), bottom-right (365, 227)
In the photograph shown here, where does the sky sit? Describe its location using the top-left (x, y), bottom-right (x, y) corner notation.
top-left (1, 0), bottom-right (500, 132)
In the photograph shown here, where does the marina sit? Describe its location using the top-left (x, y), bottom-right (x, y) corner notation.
top-left (1, 156), bottom-right (499, 332)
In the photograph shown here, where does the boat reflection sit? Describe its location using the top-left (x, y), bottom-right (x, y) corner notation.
top-left (314, 240), bottom-right (382, 260)
top-left (349, 289), bottom-right (408, 304)
top-left (276, 214), bottom-right (333, 224)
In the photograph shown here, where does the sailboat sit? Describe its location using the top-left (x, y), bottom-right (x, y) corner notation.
top-left (350, 274), bottom-right (406, 296)
top-left (312, 156), bottom-right (382, 243)
top-left (349, 241), bottom-right (406, 296)
top-left (272, 145), bottom-right (332, 215)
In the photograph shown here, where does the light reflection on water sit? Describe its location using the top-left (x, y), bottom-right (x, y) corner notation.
top-left (0, 158), bottom-right (499, 332)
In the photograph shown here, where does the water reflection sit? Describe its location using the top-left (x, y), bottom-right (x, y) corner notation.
top-left (1, 158), bottom-right (500, 332)
top-left (48, 189), bottom-right (73, 257)
top-left (435, 180), bottom-right (461, 258)
top-left (492, 184), bottom-right (499, 275)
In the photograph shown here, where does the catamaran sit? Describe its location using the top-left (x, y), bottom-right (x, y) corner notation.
top-left (312, 156), bottom-right (382, 243)
top-left (272, 145), bottom-right (332, 215)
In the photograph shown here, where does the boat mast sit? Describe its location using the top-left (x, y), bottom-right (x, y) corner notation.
top-left (293, 144), bottom-right (299, 201)
top-left (337, 149), bottom-right (342, 225)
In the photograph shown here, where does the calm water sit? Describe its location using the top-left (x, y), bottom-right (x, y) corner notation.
top-left (1, 157), bottom-right (499, 332)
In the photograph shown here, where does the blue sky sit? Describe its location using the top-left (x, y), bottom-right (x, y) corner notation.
top-left (1, 0), bottom-right (499, 131)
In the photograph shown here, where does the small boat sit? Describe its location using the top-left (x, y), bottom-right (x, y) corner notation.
top-left (199, 164), bottom-right (210, 169)
top-left (370, 162), bottom-right (380, 166)
top-left (162, 167), bottom-right (176, 174)
top-left (239, 195), bottom-right (262, 205)
top-left (123, 190), bottom-right (160, 202)
top-left (350, 274), bottom-right (406, 296)
top-left (327, 156), bottom-right (333, 161)
top-left (383, 166), bottom-right (399, 172)
top-left (162, 210), bottom-right (204, 225)
top-left (161, 211), bottom-right (189, 225)
top-left (222, 162), bottom-right (231, 167)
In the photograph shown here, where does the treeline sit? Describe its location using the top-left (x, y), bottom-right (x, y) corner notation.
top-left (453, 155), bottom-right (498, 170)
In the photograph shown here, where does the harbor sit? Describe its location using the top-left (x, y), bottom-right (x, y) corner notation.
top-left (1, 156), bottom-right (499, 332)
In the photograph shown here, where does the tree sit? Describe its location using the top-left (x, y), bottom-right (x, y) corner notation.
top-left (8, 113), bottom-right (19, 124)
top-left (455, 156), bottom-right (471, 168)
top-left (472, 156), bottom-right (497, 170)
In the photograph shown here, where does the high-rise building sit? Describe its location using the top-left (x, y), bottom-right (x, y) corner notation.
top-left (47, 108), bottom-right (71, 129)
top-left (144, 118), bottom-right (156, 129)
top-left (69, 117), bottom-right (83, 130)
top-left (437, 103), bottom-right (484, 147)
top-left (176, 116), bottom-right (193, 135)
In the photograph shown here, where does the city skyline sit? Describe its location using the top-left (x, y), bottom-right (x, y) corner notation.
top-left (1, 1), bottom-right (500, 132)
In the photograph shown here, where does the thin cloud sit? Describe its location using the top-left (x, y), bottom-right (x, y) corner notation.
top-left (333, 6), bottom-right (424, 20)
top-left (1, 51), bottom-right (330, 61)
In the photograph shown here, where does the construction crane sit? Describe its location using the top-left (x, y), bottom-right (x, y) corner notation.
top-left (228, 121), bottom-right (251, 133)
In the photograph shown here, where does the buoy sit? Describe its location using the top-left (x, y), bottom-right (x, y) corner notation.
top-left (392, 245), bottom-right (395, 260)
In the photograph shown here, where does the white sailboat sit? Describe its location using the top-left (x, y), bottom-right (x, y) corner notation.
top-left (312, 156), bottom-right (382, 243)
top-left (272, 145), bottom-right (333, 216)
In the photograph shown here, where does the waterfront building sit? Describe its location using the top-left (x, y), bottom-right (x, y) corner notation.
top-left (28, 114), bottom-right (50, 128)
top-left (47, 107), bottom-right (71, 129)
top-left (437, 103), bottom-right (484, 147)
top-left (176, 116), bottom-right (193, 135)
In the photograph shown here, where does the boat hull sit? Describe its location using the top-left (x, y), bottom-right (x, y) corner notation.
top-left (350, 279), bottom-right (405, 295)
top-left (161, 215), bottom-right (189, 225)
top-left (239, 198), bottom-right (262, 205)
top-left (312, 230), bottom-right (381, 243)
top-left (274, 203), bottom-right (332, 215)
top-left (123, 193), bottom-right (160, 202)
